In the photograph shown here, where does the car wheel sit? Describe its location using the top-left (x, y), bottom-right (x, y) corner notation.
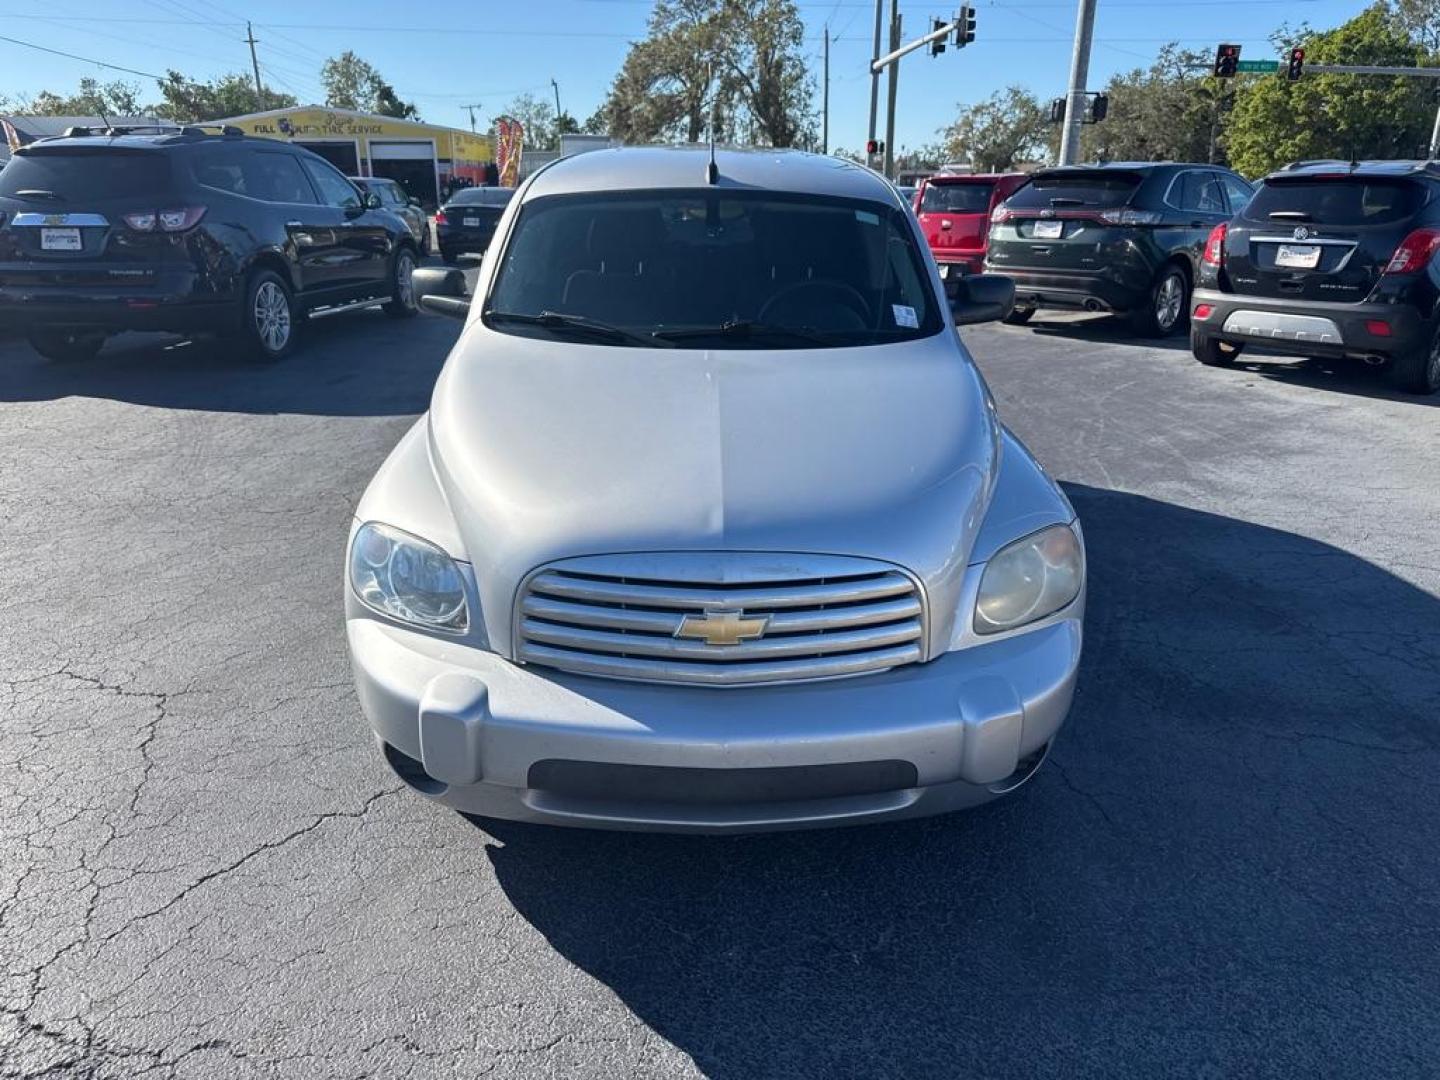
top-left (27, 326), bottom-right (107, 363)
top-left (1131, 266), bottom-right (1188, 338)
top-left (1191, 327), bottom-right (1242, 367)
top-left (384, 248), bottom-right (420, 318)
top-left (1002, 307), bottom-right (1036, 326)
top-left (1386, 324), bottom-right (1440, 395)
top-left (238, 269), bottom-right (297, 361)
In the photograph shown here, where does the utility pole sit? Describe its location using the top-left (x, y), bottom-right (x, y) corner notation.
top-left (1058, 0), bottom-right (1096, 165)
top-left (883, 2), bottom-right (900, 180)
top-left (551, 78), bottom-right (563, 123)
top-left (462, 104), bottom-right (482, 133)
top-left (822, 25), bottom-right (830, 154)
top-left (867, 0), bottom-right (883, 168)
top-left (245, 22), bottom-right (264, 108)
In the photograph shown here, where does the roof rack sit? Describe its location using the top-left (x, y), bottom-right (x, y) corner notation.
top-left (53, 124), bottom-right (245, 139)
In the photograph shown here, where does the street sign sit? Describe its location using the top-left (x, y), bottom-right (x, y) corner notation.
top-left (1235, 60), bottom-right (1280, 73)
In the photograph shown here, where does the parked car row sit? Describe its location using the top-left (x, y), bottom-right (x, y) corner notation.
top-left (0, 126), bottom-right (515, 363)
top-left (915, 157), bottom-right (1440, 393)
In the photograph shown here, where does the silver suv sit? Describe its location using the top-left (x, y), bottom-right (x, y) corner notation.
top-left (344, 147), bottom-right (1085, 832)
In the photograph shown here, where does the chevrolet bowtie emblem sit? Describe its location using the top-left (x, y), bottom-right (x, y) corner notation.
top-left (675, 608), bottom-right (771, 646)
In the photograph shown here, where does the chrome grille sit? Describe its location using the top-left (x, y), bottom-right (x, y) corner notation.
top-left (515, 554), bottom-right (927, 686)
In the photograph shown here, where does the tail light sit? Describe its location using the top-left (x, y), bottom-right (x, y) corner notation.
top-left (1202, 223), bottom-right (1227, 266)
top-left (434, 209), bottom-right (449, 226)
top-left (990, 204), bottom-right (1012, 224)
top-left (1383, 227), bottom-right (1440, 274)
top-left (123, 207), bottom-right (206, 233)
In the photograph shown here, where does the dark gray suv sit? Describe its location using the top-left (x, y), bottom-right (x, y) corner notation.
top-left (985, 162), bottom-right (1253, 336)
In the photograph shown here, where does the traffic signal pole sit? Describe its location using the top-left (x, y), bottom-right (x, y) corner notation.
top-left (1058, 0), bottom-right (1097, 165)
top-left (884, 2), bottom-right (900, 180)
top-left (867, 0), bottom-right (883, 168)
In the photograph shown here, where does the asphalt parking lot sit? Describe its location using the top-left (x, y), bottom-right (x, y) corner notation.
top-left (2, 292), bottom-right (1437, 1079)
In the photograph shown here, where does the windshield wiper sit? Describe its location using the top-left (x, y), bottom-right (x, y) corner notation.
top-left (653, 320), bottom-right (841, 345)
top-left (13, 189), bottom-right (61, 201)
top-left (484, 309), bottom-right (669, 348)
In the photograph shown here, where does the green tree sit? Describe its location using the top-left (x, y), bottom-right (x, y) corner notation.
top-left (498, 91), bottom-right (564, 149)
top-left (1227, 5), bottom-right (1431, 177)
top-left (23, 78), bottom-right (145, 117)
top-left (153, 71), bottom-right (295, 123)
top-left (939, 86), bottom-right (1049, 171)
top-left (598, 0), bottom-right (814, 146)
top-left (320, 52), bottom-right (418, 119)
top-left (1083, 45), bottom-right (1230, 165)
top-left (1388, 0), bottom-right (1440, 53)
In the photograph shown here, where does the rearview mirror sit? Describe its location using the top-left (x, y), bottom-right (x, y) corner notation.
top-left (413, 266), bottom-right (470, 320)
top-left (948, 273), bottom-right (1015, 326)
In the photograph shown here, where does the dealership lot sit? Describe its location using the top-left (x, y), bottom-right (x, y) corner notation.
top-left (1, 300), bottom-right (1437, 1078)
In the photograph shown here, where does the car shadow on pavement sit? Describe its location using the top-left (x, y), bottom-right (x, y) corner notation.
top-left (1231, 353), bottom-right (1440, 407)
top-left (1023, 312), bottom-right (1191, 351)
top-left (0, 309), bottom-right (457, 417)
top-left (471, 485), bottom-right (1440, 1078)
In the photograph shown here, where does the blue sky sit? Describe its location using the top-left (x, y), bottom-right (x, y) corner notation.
top-left (1, 0), bottom-right (1368, 152)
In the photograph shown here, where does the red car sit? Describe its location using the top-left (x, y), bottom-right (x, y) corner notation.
top-left (915, 173), bottom-right (1029, 279)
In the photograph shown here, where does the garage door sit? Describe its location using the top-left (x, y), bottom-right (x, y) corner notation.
top-left (369, 142), bottom-right (438, 210)
top-left (295, 141), bottom-right (358, 175)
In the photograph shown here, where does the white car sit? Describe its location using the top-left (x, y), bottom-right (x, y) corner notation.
top-left (345, 147), bottom-right (1084, 833)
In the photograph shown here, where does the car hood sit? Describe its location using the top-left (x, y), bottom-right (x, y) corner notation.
top-left (428, 323), bottom-right (1000, 649)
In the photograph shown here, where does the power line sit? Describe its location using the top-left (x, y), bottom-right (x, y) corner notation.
top-left (0, 33), bottom-right (166, 78)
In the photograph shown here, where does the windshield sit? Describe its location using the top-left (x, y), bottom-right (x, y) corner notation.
top-left (1007, 171), bottom-right (1142, 209)
top-left (1243, 178), bottom-right (1426, 226)
top-left (0, 149), bottom-right (172, 201)
top-left (485, 189), bottom-right (941, 349)
top-left (920, 182), bottom-right (994, 214)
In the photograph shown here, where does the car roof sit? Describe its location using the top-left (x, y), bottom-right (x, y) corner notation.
top-left (525, 146), bottom-right (903, 206)
top-left (924, 172), bottom-right (1025, 183)
top-left (1267, 159), bottom-right (1440, 181)
top-left (21, 129), bottom-right (268, 154)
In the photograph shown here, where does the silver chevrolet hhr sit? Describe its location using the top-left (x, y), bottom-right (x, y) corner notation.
top-left (345, 147), bottom-right (1085, 833)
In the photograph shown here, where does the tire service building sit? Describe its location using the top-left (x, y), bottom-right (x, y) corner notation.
top-left (217, 107), bottom-right (494, 209)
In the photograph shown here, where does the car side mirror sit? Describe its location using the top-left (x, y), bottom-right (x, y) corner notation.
top-left (413, 266), bottom-right (470, 319)
top-left (947, 273), bottom-right (1015, 326)
top-left (362, 192), bottom-right (383, 210)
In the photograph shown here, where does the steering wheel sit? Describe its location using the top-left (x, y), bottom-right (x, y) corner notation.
top-left (758, 279), bottom-right (871, 328)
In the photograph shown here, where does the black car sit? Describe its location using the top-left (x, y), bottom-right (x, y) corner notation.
top-left (985, 163), bottom-right (1253, 335)
top-left (0, 126), bottom-right (422, 362)
top-left (435, 187), bottom-right (514, 262)
top-left (1191, 160), bottom-right (1440, 395)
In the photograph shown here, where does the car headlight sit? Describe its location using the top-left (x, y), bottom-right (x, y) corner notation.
top-left (973, 524), bottom-right (1082, 635)
top-left (349, 522), bottom-right (469, 633)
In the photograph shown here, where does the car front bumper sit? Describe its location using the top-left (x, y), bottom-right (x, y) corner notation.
top-left (347, 613), bottom-right (1082, 833)
top-left (1190, 288), bottom-right (1427, 357)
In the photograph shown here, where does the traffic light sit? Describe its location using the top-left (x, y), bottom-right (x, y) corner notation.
top-left (954, 4), bottom-right (975, 48)
top-left (1089, 94), bottom-right (1109, 122)
top-left (930, 18), bottom-right (946, 57)
top-left (1048, 98), bottom-right (1066, 124)
top-left (1214, 43), bottom-right (1240, 78)
top-left (866, 139), bottom-right (884, 156)
top-left (1287, 47), bottom-right (1305, 81)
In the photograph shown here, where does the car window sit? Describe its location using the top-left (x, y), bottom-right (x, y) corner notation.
top-left (0, 149), bottom-right (172, 200)
top-left (301, 158), bottom-right (361, 209)
top-left (189, 145), bottom-right (249, 196)
top-left (384, 181), bottom-right (407, 207)
top-left (453, 187), bottom-right (514, 207)
top-left (247, 153), bottom-right (317, 205)
top-left (1007, 171), bottom-right (1143, 209)
top-left (920, 182), bottom-right (994, 214)
top-left (1169, 171), bottom-right (1227, 214)
top-left (1243, 178), bottom-right (1427, 226)
top-left (1220, 173), bottom-right (1252, 213)
top-left (486, 189), bottom-right (942, 348)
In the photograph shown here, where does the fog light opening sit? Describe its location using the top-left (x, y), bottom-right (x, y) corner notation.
top-left (987, 740), bottom-right (1053, 794)
top-left (381, 741), bottom-right (448, 796)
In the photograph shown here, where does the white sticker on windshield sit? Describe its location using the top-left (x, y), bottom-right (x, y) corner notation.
top-left (892, 304), bottom-right (919, 328)
top-left (855, 210), bottom-right (880, 226)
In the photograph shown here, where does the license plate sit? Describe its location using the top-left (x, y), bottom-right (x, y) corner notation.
top-left (463, 216), bottom-right (480, 227)
top-left (41, 227), bottom-right (82, 251)
top-left (1032, 219), bottom-right (1063, 239)
top-left (1275, 243), bottom-right (1321, 269)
